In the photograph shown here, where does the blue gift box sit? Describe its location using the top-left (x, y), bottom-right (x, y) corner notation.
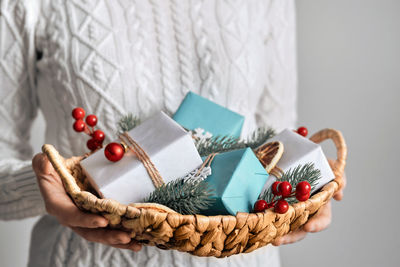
top-left (173, 92), bottom-right (244, 138)
top-left (202, 148), bottom-right (269, 215)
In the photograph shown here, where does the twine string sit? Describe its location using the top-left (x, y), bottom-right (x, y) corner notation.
top-left (269, 166), bottom-right (283, 179)
top-left (195, 153), bottom-right (218, 176)
top-left (119, 132), bottom-right (285, 188)
top-left (120, 132), bottom-right (165, 188)
top-left (196, 152), bottom-right (284, 183)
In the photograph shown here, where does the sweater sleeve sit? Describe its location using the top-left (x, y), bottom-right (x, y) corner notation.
top-left (0, 0), bottom-right (46, 220)
top-left (255, 0), bottom-right (298, 131)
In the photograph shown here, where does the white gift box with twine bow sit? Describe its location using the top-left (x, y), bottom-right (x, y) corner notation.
top-left (262, 129), bottom-right (335, 193)
top-left (80, 112), bottom-right (203, 205)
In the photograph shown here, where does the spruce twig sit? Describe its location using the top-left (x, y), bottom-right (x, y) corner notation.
top-left (245, 128), bottom-right (276, 148)
top-left (118, 113), bottom-right (140, 133)
top-left (196, 128), bottom-right (275, 157)
top-left (144, 177), bottom-right (215, 215)
top-left (259, 163), bottom-right (321, 204)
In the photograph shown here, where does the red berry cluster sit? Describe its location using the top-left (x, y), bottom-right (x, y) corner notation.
top-left (72, 107), bottom-right (105, 151)
top-left (254, 180), bottom-right (311, 214)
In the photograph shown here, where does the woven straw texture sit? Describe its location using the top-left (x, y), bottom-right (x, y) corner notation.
top-left (42, 128), bottom-right (346, 258)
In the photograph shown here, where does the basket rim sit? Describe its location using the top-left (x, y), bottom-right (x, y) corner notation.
top-left (42, 128), bottom-right (347, 223)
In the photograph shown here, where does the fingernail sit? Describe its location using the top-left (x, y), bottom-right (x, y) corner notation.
top-left (117, 236), bottom-right (131, 244)
top-left (309, 226), bottom-right (315, 232)
top-left (93, 220), bottom-right (107, 227)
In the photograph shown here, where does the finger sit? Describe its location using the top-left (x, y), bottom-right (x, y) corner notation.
top-left (33, 155), bottom-right (108, 228)
top-left (49, 197), bottom-right (108, 228)
top-left (72, 227), bottom-right (131, 245)
top-left (303, 201), bottom-right (332, 233)
top-left (39, 175), bottom-right (108, 228)
top-left (32, 153), bottom-right (55, 176)
top-left (272, 229), bottom-right (307, 246)
top-left (333, 190), bottom-right (343, 201)
top-left (33, 154), bottom-right (64, 190)
top-left (111, 241), bottom-right (142, 252)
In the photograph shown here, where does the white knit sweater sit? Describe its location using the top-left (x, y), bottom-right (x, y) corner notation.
top-left (0, 0), bottom-right (297, 266)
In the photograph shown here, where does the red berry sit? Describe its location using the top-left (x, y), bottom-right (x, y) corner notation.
top-left (104, 143), bottom-right (125, 162)
top-left (274, 199), bottom-right (289, 214)
top-left (73, 120), bottom-right (86, 132)
top-left (297, 126), bottom-right (308, 137)
top-left (296, 181), bottom-right (311, 196)
top-left (279, 181), bottom-right (292, 198)
top-left (272, 181), bottom-right (281, 196)
top-left (87, 138), bottom-right (100, 151)
top-left (92, 130), bottom-right (105, 143)
top-left (296, 192), bottom-right (310, 202)
top-left (72, 107), bottom-right (85, 120)
top-left (254, 199), bottom-right (268, 213)
top-left (86, 115), bottom-right (98, 127)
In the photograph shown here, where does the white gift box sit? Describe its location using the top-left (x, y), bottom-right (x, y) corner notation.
top-left (262, 129), bottom-right (335, 193)
top-left (80, 112), bottom-right (203, 205)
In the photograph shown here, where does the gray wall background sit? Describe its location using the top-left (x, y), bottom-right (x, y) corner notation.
top-left (1, 0), bottom-right (399, 266)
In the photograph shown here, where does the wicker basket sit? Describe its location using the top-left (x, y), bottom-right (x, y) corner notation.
top-left (42, 128), bottom-right (346, 258)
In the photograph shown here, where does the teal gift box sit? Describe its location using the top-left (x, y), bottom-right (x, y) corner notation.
top-left (203, 148), bottom-right (269, 215)
top-left (173, 92), bottom-right (244, 138)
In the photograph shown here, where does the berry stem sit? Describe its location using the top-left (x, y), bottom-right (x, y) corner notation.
top-left (84, 124), bottom-right (92, 136)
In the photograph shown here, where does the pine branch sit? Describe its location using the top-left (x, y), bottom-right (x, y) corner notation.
top-left (144, 177), bottom-right (215, 215)
top-left (245, 128), bottom-right (276, 148)
top-left (259, 163), bottom-right (321, 204)
top-left (118, 113), bottom-right (141, 133)
top-left (196, 128), bottom-right (275, 157)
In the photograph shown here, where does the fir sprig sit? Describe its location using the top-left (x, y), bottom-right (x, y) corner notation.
top-left (259, 163), bottom-right (321, 204)
top-left (118, 113), bottom-right (141, 133)
top-left (196, 128), bottom-right (275, 157)
top-left (245, 128), bottom-right (277, 148)
top-left (144, 177), bottom-right (215, 215)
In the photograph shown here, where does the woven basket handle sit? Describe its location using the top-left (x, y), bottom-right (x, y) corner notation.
top-left (42, 144), bottom-right (84, 195)
top-left (309, 128), bottom-right (347, 191)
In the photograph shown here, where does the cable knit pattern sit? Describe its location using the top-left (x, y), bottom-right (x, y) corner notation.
top-left (150, 0), bottom-right (180, 113)
top-left (0, 0), bottom-right (45, 220)
top-left (190, 0), bottom-right (220, 100)
top-left (0, 0), bottom-right (296, 266)
top-left (118, 0), bottom-right (158, 117)
top-left (170, 0), bottom-right (195, 96)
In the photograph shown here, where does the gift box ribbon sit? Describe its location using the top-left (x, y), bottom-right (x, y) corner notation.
top-left (120, 132), bottom-right (165, 188)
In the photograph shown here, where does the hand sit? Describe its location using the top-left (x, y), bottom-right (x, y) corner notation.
top-left (32, 153), bottom-right (142, 252)
top-left (272, 170), bottom-right (347, 246)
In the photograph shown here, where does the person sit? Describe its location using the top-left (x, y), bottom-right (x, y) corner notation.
top-left (0, 0), bottom-right (345, 266)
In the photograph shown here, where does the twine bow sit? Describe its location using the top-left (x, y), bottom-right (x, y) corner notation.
top-left (119, 132), bottom-right (165, 188)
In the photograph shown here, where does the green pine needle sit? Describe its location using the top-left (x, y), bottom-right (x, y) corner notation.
top-left (144, 177), bottom-right (215, 215)
top-left (196, 128), bottom-right (275, 157)
top-left (118, 113), bottom-right (140, 133)
top-left (259, 163), bottom-right (322, 204)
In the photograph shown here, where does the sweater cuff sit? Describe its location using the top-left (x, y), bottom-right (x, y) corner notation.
top-left (0, 163), bottom-right (46, 220)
